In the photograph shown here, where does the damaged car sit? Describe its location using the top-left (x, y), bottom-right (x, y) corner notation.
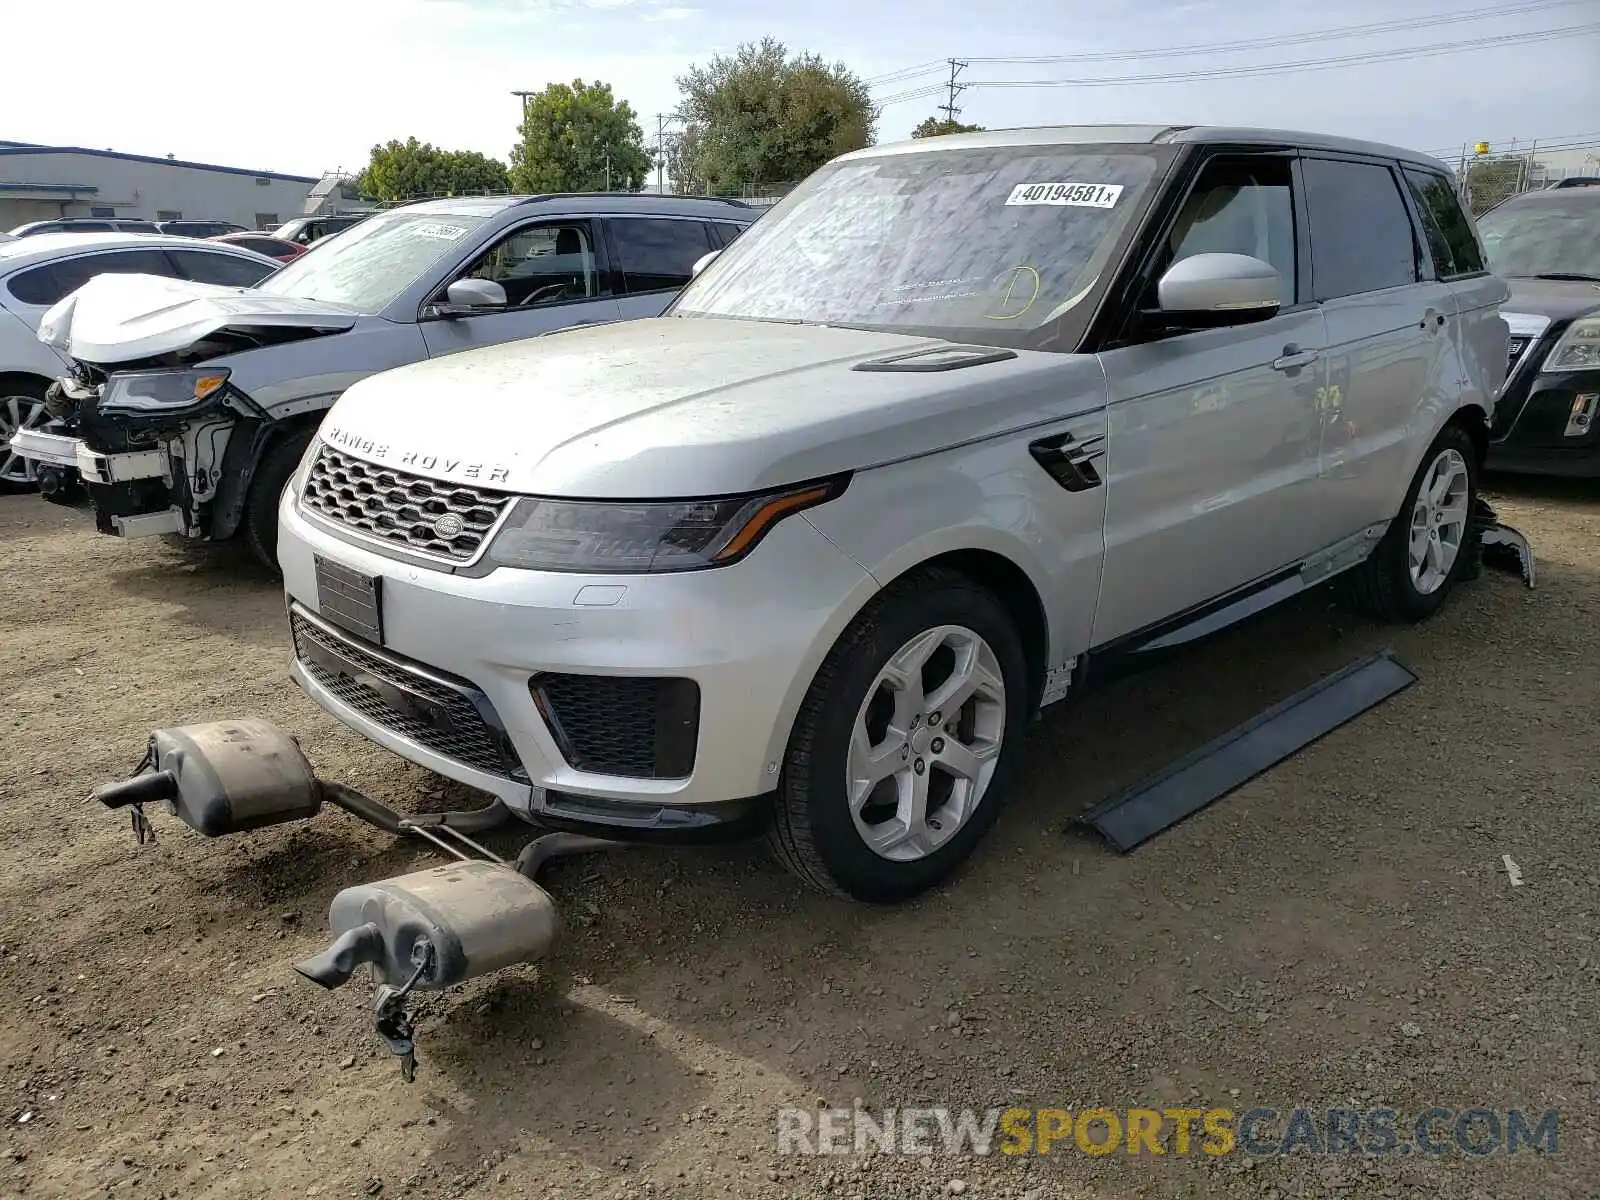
top-left (20, 192), bottom-right (757, 568)
top-left (96, 126), bottom-right (1519, 1077)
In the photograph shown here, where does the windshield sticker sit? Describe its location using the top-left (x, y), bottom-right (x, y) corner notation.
top-left (414, 223), bottom-right (470, 240)
top-left (1005, 182), bottom-right (1123, 209)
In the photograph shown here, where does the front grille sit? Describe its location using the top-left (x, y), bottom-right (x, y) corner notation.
top-left (532, 674), bottom-right (700, 779)
top-left (291, 610), bottom-right (523, 780)
top-left (301, 447), bottom-right (513, 562)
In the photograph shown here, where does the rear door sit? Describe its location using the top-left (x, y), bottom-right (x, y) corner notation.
top-left (418, 217), bottom-right (622, 358)
top-left (1300, 155), bottom-right (1456, 541)
top-left (603, 216), bottom-right (718, 320)
top-left (1399, 166), bottom-right (1508, 424)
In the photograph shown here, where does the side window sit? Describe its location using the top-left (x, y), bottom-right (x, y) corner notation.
top-left (608, 217), bottom-right (714, 294)
top-left (168, 249), bottom-right (276, 287)
top-left (710, 221), bottom-right (746, 249)
top-left (454, 221), bottom-right (599, 308)
top-left (5, 248), bottom-right (175, 307)
top-left (1301, 159), bottom-right (1419, 300)
top-left (1402, 167), bottom-right (1486, 279)
top-left (1162, 156), bottom-right (1297, 305)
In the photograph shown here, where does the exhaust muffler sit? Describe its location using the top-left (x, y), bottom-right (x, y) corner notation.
top-left (92, 718), bottom-right (619, 1080)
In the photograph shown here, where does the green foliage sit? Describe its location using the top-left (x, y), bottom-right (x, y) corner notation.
top-left (353, 138), bottom-right (509, 202)
top-left (674, 37), bottom-right (876, 192)
top-left (911, 116), bottom-right (984, 139)
top-left (509, 79), bottom-right (652, 193)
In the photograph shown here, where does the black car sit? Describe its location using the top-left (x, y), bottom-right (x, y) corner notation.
top-left (1480, 185), bottom-right (1600, 476)
top-left (156, 220), bottom-right (249, 238)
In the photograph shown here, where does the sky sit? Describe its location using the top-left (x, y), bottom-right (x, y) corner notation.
top-left (3, 0), bottom-right (1597, 180)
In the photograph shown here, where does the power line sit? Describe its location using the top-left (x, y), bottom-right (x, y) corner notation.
top-left (963, 25), bottom-right (1596, 89)
top-left (963, 0), bottom-right (1589, 65)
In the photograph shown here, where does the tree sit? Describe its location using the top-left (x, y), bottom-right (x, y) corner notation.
top-left (509, 79), bottom-right (652, 193)
top-left (911, 116), bottom-right (984, 139)
top-left (353, 138), bottom-right (509, 202)
top-left (674, 37), bottom-right (875, 193)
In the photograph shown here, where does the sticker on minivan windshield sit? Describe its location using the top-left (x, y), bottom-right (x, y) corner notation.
top-left (1005, 182), bottom-right (1123, 208)
top-left (415, 223), bottom-right (470, 240)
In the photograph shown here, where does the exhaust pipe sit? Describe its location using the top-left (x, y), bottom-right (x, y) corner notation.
top-left (93, 718), bottom-right (620, 1080)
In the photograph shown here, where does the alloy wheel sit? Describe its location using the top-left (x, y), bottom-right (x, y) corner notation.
top-left (0, 391), bottom-right (48, 487)
top-left (846, 623), bottom-right (1007, 862)
top-left (1408, 447), bottom-right (1471, 595)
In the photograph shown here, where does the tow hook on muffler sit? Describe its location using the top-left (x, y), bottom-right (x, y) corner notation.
top-left (92, 718), bottom-right (624, 1081)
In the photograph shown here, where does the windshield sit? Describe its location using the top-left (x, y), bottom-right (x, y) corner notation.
top-left (1477, 192), bottom-right (1600, 280)
top-left (256, 212), bottom-right (489, 311)
top-left (674, 145), bottom-right (1168, 348)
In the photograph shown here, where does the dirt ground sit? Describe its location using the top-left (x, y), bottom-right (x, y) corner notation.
top-left (0, 477), bottom-right (1596, 1200)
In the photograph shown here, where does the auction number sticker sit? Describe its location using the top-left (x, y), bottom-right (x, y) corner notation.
top-left (1005, 182), bottom-right (1123, 208)
top-left (415, 222), bottom-right (469, 240)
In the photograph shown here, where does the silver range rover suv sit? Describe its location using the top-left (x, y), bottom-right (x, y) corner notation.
top-left (277, 125), bottom-right (1510, 903)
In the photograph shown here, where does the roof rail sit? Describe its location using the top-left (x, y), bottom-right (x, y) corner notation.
top-left (513, 192), bottom-right (753, 209)
top-left (1549, 176), bottom-right (1600, 189)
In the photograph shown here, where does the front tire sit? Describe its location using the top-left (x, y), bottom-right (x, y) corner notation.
top-left (242, 428), bottom-right (315, 574)
top-left (0, 378), bottom-right (51, 493)
top-left (1338, 423), bottom-right (1479, 622)
top-left (768, 567), bottom-right (1032, 903)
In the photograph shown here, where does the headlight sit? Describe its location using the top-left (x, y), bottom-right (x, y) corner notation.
top-left (484, 477), bottom-right (848, 573)
top-left (98, 368), bottom-right (231, 417)
top-left (1542, 316), bottom-right (1600, 373)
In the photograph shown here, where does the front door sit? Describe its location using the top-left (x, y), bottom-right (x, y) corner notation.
top-left (1094, 151), bottom-right (1328, 645)
top-left (419, 218), bottom-right (623, 358)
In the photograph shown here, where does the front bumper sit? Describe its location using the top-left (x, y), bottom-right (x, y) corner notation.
top-left (1487, 328), bottom-right (1600, 477)
top-left (278, 492), bottom-right (876, 832)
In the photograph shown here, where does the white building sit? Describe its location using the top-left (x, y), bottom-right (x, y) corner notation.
top-left (0, 140), bottom-right (320, 231)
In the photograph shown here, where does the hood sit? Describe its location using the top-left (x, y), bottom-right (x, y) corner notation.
top-left (38, 272), bottom-right (359, 365)
top-left (319, 316), bottom-right (1103, 498)
top-left (1502, 277), bottom-right (1600, 323)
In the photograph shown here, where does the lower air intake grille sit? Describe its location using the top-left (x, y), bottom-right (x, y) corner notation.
top-left (291, 611), bottom-right (522, 780)
top-left (531, 673), bottom-right (700, 779)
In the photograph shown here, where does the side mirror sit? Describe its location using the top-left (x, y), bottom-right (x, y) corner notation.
top-left (1153, 253), bottom-right (1282, 329)
top-left (691, 250), bottom-right (720, 279)
top-left (444, 278), bottom-right (508, 311)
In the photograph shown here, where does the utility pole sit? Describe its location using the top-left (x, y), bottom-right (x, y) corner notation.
top-left (938, 59), bottom-right (969, 125)
top-left (511, 90), bottom-right (535, 128)
top-left (656, 113), bottom-right (667, 193)
top-left (603, 145), bottom-right (612, 192)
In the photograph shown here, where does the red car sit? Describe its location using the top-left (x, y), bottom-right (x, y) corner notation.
top-left (207, 232), bottom-right (306, 263)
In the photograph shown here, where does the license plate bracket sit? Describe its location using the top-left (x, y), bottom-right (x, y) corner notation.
top-left (314, 556), bottom-right (383, 645)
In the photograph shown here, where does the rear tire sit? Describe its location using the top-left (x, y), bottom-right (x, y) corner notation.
top-left (767, 567), bottom-right (1032, 903)
top-left (1337, 423), bottom-right (1479, 623)
top-left (243, 428), bottom-right (315, 574)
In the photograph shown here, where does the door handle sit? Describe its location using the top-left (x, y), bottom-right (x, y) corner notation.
top-left (1272, 345), bottom-right (1320, 371)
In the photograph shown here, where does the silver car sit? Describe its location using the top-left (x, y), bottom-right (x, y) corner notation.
top-left (21, 193), bottom-right (756, 566)
top-left (276, 126), bottom-right (1509, 902)
top-left (0, 232), bottom-right (278, 490)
